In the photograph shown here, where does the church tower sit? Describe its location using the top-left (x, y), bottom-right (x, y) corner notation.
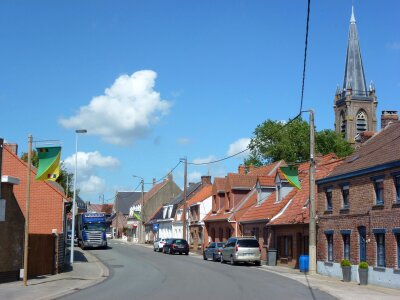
top-left (334, 7), bottom-right (377, 144)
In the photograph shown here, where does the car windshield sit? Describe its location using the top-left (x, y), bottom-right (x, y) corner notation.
top-left (216, 243), bottom-right (225, 247)
top-left (174, 239), bottom-right (187, 245)
top-left (84, 223), bottom-right (106, 231)
top-left (237, 239), bottom-right (259, 247)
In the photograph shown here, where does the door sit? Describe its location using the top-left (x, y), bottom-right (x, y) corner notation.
top-left (359, 226), bottom-right (367, 262)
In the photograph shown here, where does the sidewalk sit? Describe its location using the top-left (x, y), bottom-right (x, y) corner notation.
top-left (0, 247), bottom-right (108, 300)
top-left (259, 265), bottom-right (400, 300)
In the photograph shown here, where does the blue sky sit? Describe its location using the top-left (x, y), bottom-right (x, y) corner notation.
top-left (1, 1), bottom-right (399, 203)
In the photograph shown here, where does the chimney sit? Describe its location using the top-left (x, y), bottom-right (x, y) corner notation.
top-left (153, 178), bottom-right (156, 186)
top-left (4, 143), bottom-right (18, 155)
top-left (247, 165), bottom-right (255, 173)
top-left (238, 165), bottom-right (246, 175)
top-left (201, 175), bottom-right (211, 185)
top-left (381, 111), bottom-right (398, 129)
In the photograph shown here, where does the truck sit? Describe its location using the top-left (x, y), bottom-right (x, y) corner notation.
top-left (76, 212), bottom-right (108, 249)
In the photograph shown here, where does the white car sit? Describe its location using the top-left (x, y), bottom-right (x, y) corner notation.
top-left (106, 232), bottom-right (113, 239)
top-left (153, 238), bottom-right (167, 252)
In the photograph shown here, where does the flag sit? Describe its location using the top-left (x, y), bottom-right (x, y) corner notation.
top-left (35, 146), bottom-right (62, 181)
top-left (280, 166), bottom-right (301, 190)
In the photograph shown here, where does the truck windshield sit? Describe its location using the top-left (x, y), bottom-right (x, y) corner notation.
top-left (84, 223), bottom-right (106, 231)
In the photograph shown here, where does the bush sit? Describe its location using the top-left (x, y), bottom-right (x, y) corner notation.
top-left (359, 261), bottom-right (369, 269)
top-left (341, 259), bottom-right (351, 267)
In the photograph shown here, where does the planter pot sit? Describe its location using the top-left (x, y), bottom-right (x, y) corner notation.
top-left (342, 266), bottom-right (351, 282)
top-left (358, 268), bottom-right (368, 285)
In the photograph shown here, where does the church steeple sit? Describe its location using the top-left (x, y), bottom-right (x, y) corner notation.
top-left (333, 6), bottom-right (377, 144)
top-left (343, 6), bottom-right (367, 97)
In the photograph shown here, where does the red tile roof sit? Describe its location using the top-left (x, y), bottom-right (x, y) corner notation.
top-left (213, 177), bottom-right (226, 192)
top-left (325, 122), bottom-right (400, 179)
top-left (225, 173), bottom-right (257, 190)
top-left (247, 160), bottom-right (284, 176)
top-left (257, 176), bottom-right (275, 187)
top-left (187, 185), bottom-right (213, 206)
top-left (269, 154), bottom-right (342, 225)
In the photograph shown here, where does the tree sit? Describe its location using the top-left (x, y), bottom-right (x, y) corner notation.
top-left (21, 151), bottom-right (74, 198)
top-left (245, 118), bottom-right (353, 166)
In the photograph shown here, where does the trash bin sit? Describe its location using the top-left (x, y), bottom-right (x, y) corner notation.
top-left (299, 255), bottom-right (309, 272)
top-left (267, 249), bottom-right (277, 266)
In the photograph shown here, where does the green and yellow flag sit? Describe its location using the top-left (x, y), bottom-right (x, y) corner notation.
top-left (35, 146), bottom-right (62, 181)
top-left (280, 166), bottom-right (301, 190)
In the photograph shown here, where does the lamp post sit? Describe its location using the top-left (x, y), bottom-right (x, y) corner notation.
top-left (133, 175), bottom-right (145, 243)
top-left (70, 129), bottom-right (87, 265)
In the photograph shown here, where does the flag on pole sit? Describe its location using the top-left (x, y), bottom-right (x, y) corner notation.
top-left (35, 146), bottom-right (62, 181)
top-left (280, 165), bottom-right (302, 190)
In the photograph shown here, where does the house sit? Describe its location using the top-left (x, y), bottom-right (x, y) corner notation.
top-left (152, 180), bottom-right (204, 240)
top-left (0, 175), bottom-right (24, 283)
top-left (2, 143), bottom-right (68, 273)
top-left (111, 191), bottom-right (143, 238)
top-left (204, 172), bottom-right (258, 244)
top-left (316, 121), bottom-right (400, 289)
top-left (204, 162), bottom-right (282, 245)
top-left (186, 176), bottom-right (212, 250)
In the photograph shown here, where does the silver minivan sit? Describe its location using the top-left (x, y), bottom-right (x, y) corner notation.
top-left (220, 237), bottom-right (261, 266)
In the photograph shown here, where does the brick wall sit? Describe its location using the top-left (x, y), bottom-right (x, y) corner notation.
top-left (317, 168), bottom-right (400, 268)
top-left (3, 146), bottom-right (65, 234)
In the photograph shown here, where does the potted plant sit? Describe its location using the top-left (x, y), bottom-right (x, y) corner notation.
top-left (341, 259), bottom-right (352, 282)
top-left (358, 261), bottom-right (369, 285)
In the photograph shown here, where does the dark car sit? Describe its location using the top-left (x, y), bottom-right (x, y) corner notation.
top-left (162, 238), bottom-right (189, 255)
top-left (203, 242), bottom-right (225, 261)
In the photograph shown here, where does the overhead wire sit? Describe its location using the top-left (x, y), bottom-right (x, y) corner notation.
top-left (299, 0), bottom-right (311, 114)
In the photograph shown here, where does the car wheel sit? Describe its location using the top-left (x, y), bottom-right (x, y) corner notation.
top-left (203, 253), bottom-right (207, 260)
top-left (255, 260), bottom-right (261, 266)
top-left (169, 248), bottom-right (173, 255)
top-left (230, 255), bottom-right (235, 265)
top-left (153, 247), bottom-right (156, 252)
top-left (185, 252), bottom-right (189, 255)
top-left (212, 254), bottom-right (216, 261)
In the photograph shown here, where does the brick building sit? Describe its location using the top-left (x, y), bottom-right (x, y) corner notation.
top-left (316, 121), bottom-right (400, 289)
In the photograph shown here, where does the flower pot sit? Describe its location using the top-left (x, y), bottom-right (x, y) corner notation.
top-left (358, 268), bottom-right (368, 285)
top-left (342, 266), bottom-right (351, 282)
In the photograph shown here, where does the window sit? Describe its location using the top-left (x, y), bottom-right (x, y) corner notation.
top-left (326, 233), bottom-right (334, 262)
top-left (226, 227), bottom-right (231, 239)
top-left (356, 110), bottom-right (367, 134)
top-left (374, 179), bottom-right (384, 205)
top-left (375, 233), bottom-right (385, 267)
top-left (325, 188), bottom-right (333, 211)
top-left (396, 234), bottom-right (400, 269)
top-left (212, 195), bottom-right (217, 213)
top-left (278, 236), bottom-right (292, 258)
top-left (358, 226), bottom-right (367, 262)
top-left (276, 182), bottom-right (282, 202)
top-left (226, 192), bottom-right (231, 210)
top-left (342, 185), bottom-right (350, 208)
top-left (395, 176), bottom-right (400, 203)
top-left (340, 111), bottom-right (346, 137)
top-left (342, 234), bottom-right (350, 260)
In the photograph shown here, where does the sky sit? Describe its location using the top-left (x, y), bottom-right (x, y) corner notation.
top-left (1, 1), bottom-right (399, 203)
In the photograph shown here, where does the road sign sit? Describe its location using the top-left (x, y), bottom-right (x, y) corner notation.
top-left (153, 223), bottom-right (159, 231)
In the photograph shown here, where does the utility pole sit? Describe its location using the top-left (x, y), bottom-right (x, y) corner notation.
top-left (140, 179), bottom-right (144, 243)
top-left (182, 157), bottom-right (187, 240)
top-left (23, 134), bottom-right (32, 286)
top-left (309, 109), bottom-right (317, 275)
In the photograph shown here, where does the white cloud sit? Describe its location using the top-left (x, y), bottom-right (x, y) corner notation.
top-left (227, 138), bottom-right (250, 158)
top-left (387, 42), bottom-right (400, 50)
top-left (63, 151), bottom-right (120, 196)
top-left (177, 137), bottom-right (191, 145)
top-left (192, 155), bottom-right (217, 164)
top-left (188, 171), bottom-right (202, 183)
top-left (59, 70), bottom-right (171, 145)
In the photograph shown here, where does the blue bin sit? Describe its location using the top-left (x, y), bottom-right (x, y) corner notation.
top-left (299, 255), bottom-right (309, 272)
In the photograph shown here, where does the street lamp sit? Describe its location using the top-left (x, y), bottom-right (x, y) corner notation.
top-left (132, 175), bottom-right (145, 244)
top-left (70, 129), bottom-right (87, 265)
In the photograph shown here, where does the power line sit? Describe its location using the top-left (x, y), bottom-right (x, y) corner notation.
top-left (299, 0), bottom-right (311, 114)
top-left (187, 113), bottom-right (302, 166)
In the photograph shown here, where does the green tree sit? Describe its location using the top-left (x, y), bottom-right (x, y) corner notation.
top-left (21, 151), bottom-right (74, 198)
top-left (245, 118), bottom-right (353, 166)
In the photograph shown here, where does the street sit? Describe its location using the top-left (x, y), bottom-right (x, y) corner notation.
top-left (59, 240), bottom-right (335, 300)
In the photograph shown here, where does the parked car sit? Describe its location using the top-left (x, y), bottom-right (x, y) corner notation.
top-left (153, 238), bottom-right (167, 252)
top-left (106, 231), bottom-right (113, 239)
top-left (203, 242), bottom-right (225, 261)
top-left (66, 230), bottom-right (78, 246)
top-left (162, 238), bottom-right (189, 255)
top-left (220, 236), bottom-right (261, 266)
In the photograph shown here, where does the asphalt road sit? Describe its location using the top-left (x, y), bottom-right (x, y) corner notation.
top-left (59, 240), bottom-right (336, 300)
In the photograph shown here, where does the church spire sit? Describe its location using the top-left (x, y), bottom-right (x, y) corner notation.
top-left (343, 6), bottom-right (367, 97)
